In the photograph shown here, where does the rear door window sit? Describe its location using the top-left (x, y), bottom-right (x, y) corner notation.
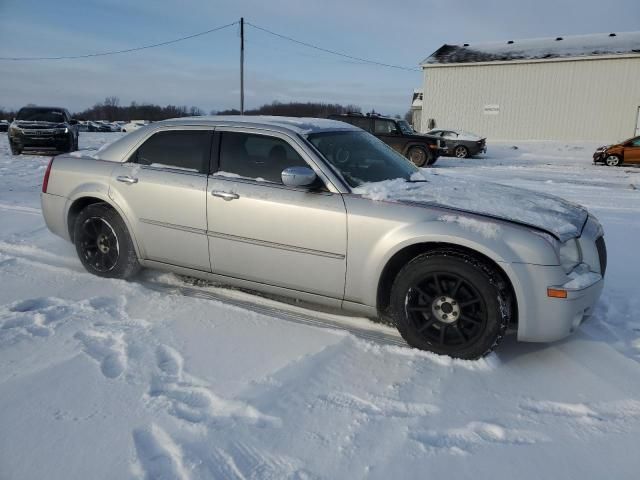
top-left (348, 117), bottom-right (371, 131)
top-left (134, 130), bottom-right (211, 173)
top-left (218, 132), bottom-right (309, 183)
top-left (374, 119), bottom-right (398, 134)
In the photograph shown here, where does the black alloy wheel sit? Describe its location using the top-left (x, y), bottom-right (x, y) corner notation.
top-left (405, 272), bottom-right (487, 348)
top-left (77, 216), bottom-right (120, 273)
top-left (390, 251), bottom-right (510, 359)
top-left (73, 203), bottom-right (140, 278)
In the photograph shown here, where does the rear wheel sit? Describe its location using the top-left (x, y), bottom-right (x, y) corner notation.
top-left (390, 250), bottom-right (510, 359)
top-left (74, 203), bottom-right (140, 279)
top-left (605, 155), bottom-right (622, 167)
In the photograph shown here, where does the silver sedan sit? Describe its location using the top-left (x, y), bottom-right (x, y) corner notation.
top-left (40, 116), bottom-right (605, 359)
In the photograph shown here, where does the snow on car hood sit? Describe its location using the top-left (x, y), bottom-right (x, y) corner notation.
top-left (353, 172), bottom-right (588, 241)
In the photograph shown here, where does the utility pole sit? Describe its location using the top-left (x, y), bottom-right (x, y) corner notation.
top-left (240, 17), bottom-right (244, 115)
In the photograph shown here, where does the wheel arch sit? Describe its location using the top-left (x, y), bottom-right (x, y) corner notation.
top-left (403, 141), bottom-right (432, 155)
top-left (376, 242), bottom-right (518, 326)
top-left (66, 195), bottom-right (142, 258)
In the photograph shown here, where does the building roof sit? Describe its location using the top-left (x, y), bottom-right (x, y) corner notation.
top-left (422, 31), bottom-right (640, 65)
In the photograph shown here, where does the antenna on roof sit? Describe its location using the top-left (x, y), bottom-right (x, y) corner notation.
top-left (555, 37), bottom-right (563, 41)
top-left (609, 33), bottom-right (617, 37)
top-left (507, 40), bottom-right (514, 44)
top-left (463, 43), bottom-right (469, 47)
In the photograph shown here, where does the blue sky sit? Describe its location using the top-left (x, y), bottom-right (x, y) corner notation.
top-left (1, 0), bottom-right (639, 115)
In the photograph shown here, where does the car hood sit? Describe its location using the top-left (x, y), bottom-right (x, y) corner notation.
top-left (353, 173), bottom-right (588, 242)
top-left (406, 133), bottom-right (441, 141)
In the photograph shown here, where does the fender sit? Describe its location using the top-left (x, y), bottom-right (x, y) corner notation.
top-left (342, 196), bottom-right (560, 309)
top-left (65, 184), bottom-right (144, 260)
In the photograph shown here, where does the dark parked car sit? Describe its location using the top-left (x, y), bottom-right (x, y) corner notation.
top-left (328, 113), bottom-right (446, 166)
top-left (9, 106), bottom-right (79, 155)
top-left (0, 120), bottom-right (9, 132)
top-left (428, 129), bottom-right (487, 158)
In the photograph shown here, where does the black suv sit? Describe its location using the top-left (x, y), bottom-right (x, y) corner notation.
top-left (9, 106), bottom-right (79, 155)
top-left (328, 113), bottom-right (446, 166)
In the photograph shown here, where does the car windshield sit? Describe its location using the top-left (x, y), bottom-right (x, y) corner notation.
top-left (397, 120), bottom-right (414, 135)
top-left (307, 130), bottom-right (418, 188)
top-left (17, 108), bottom-right (64, 123)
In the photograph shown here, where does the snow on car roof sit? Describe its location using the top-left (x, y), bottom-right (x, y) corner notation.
top-left (422, 31), bottom-right (640, 65)
top-left (164, 115), bottom-right (358, 135)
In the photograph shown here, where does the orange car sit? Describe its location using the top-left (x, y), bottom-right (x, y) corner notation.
top-left (593, 136), bottom-right (640, 166)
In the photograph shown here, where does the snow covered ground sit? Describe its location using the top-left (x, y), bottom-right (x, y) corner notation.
top-left (1, 133), bottom-right (640, 479)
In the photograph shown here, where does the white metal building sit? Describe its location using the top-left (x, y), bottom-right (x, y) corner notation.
top-left (410, 88), bottom-right (423, 128)
top-left (418, 32), bottom-right (640, 141)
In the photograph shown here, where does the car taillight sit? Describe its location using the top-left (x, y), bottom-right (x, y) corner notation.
top-left (42, 157), bottom-right (54, 193)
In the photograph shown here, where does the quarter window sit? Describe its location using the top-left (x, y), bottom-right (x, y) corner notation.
top-left (374, 119), bottom-right (399, 134)
top-left (133, 130), bottom-right (211, 173)
top-left (218, 132), bottom-right (309, 183)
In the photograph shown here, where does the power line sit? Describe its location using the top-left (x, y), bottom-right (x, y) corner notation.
top-left (245, 21), bottom-right (420, 72)
top-left (0, 21), bottom-right (239, 61)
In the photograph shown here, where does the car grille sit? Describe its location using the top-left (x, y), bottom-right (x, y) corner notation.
top-left (596, 236), bottom-right (607, 276)
top-left (23, 129), bottom-right (56, 135)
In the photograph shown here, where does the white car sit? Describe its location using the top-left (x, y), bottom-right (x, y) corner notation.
top-left (121, 121), bottom-right (148, 133)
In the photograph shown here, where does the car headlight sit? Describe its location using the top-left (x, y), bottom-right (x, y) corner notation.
top-left (9, 125), bottom-right (21, 134)
top-left (530, 229), bottom-right (582, 273)
top-left (56, 127), bottom-right (69, 134)
top-left (558, 238), bottom-right (581, 273)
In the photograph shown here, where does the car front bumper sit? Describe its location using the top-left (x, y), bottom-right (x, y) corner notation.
top-left (593, 151), bottom-right (607, 163)
top-left (10, 131), bottom-right (72, 151)
top-left (509, 261), bottom-right (604, 342)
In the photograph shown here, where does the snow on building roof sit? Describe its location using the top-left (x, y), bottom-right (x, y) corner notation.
top-left (422, 31), bottom-right (640, 65)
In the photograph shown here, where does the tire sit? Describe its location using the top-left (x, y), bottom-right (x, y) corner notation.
top-left (63, 136), bottom-right (74, 153)
top-left (9, 142), bottom-right (22, 155)
top-left (407, 146), bottom-right (432, 167)
top-left (74, 203), bottom-right (140, 279)
top-left (454, 145), bottom-right (469, 158)
top-left (389, 250), bottom-right (510, 359)
top-left (605, 154), bottom-right (622, 167)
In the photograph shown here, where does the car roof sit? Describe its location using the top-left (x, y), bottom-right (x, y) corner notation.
top-left (95, 115), bottom-right (360, 162)
top-left (157, 115), bottom-right (359, 135)
top-left (18, 106), bottom-right (66, 111)
top-left (331, 113), bottom-right (400, 122)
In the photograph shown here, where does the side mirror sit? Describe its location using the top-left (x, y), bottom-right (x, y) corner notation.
top-left (281, 166), bottom-right (317, 188)
top-left (69, 119), bottom-right (78, 125)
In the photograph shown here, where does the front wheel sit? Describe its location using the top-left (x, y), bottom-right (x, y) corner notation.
top-left (74, 203), bottom-right (140, 279)
top-left (9, 141), bottom-right (22, 155)
top-left (454, 145), bottom-right (469, 158)
top-left (390, 251), bottom-right (510, 359)
top-left (605, 155), bottom-right (622, 167)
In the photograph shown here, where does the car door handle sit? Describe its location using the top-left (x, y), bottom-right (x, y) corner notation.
top-left (211, 191), bottom-right (239, 201)
top-left (116, 175), bottom-right (138, 184)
